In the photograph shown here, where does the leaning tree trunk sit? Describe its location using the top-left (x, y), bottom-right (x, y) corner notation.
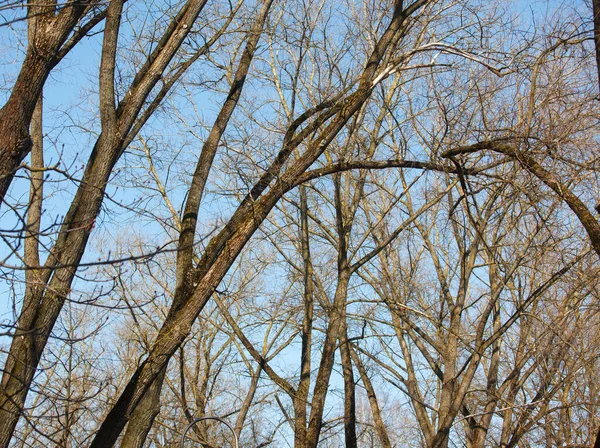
top-left (118, 2), bottom-right (273, 445)
top-left (88, 2), bottom-right (432, 445)
top-left (0, 1), bottom-right (96, 202)
top-left (0, 1), bottom-right (209, 444)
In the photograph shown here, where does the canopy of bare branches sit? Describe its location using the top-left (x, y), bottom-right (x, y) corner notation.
top-left (0, 0), bottom-right (599, 447)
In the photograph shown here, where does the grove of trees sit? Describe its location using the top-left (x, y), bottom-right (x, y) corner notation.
top-left (1, 0), bottom-right (600, 446)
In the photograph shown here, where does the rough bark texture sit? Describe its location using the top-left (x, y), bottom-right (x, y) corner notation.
top-left (2, 1), bottom-right (430, 445)
top-left (0, 1), bottom-right (208, 445)
top-left (0, 1), bottom-right (96, 202)
top-left (120, 367), bottom-right (167, 448)
top-left (119, 2), bottom-right (273, 445)
top-left (593, 0), bottom-right (600, 92)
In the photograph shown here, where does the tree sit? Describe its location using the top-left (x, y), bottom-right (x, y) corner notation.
top-left (1, 0), bottom-right (600, 447)
top-left (0, 0), bottom-right (239, 444)
top-left (0, 0), bottom-right (106, 202)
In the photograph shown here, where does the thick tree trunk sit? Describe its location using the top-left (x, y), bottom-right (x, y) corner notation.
top-left (89, 2), bottom-right (430, 444)
top-left (305, 270), bottom-right (351, 448)
top-left (0, 51), bottom-right (46, 200)
top-left (120, 367), bottom-right (167, 448)
top-left (340, 322), bottom-right (357, 448)
top-left (0, 133), bottom-right (117, 448)
top-left (89, 216), bottom-right (272, 448)
top-left (119, 3), bottom-right (273, 444)
top-left (471, 301), bottom-right (501, 447)
top-left (0, 2), bottom-right (93, 202)
top-left (0, 1), bottom-right (209, 444)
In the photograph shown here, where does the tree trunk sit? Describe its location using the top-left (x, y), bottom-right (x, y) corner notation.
top-left (0, 51), bottom-right (45, 200)
top-left (119, 3), bottom-right (273, 444)
top-left (0, 1), bottom-right (210, 444)
top-left (120, 367), bottom-right (167, 448)
top-left (350, 345), bottom-right (392, 448)
top-left (305, 270), bottom-right (351, 448)
top-left (0, 133), bottom-right (117, 448)
top-left (0, 1), bottom-right (93, 202)
top-left (293, 186), bottom-right (314, 447)
top-left (340, 321), bottom-right (357, 448)
top-left (88, 2), bottom-right (429, 443)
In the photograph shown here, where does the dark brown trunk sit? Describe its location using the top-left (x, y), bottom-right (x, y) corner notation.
top-left (293, 186), bottom-right (314, 448)
top-left (0, 2), bottom-right (93, 202)
top-left (0, 51), bottom-right (46, 199)
top-left (119, 3), bottom-right (273, 445)
top-left (592, 0), bottom-right (600, 92)
top-left (120, 367), bottom-right (166, 448)
top-left (340, 322), bottom-right (357, 448)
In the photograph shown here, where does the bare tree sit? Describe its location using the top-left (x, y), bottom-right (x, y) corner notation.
top-left (0, 0), bottom-right (238, 444)
top-left (1, 1), bottom-right (600, 447)
top-left (0, 0), bottom-right (107, 201)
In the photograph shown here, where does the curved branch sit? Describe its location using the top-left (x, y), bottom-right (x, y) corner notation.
top-left (443, 140), bottom-right (600, 258)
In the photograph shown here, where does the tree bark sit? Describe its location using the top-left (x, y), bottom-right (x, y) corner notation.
top-left (349, 345), bottom-right (392, 448)
top-left (88, 2), bottom-right (431, 445)
top-left (293, 185), bottom-right (314, 447)
top-left (305, 270), bottom-right (351, 448)
top-left (119, 2), bottom-right (273, 445)
top-left (340, 322), bottom-right (357, 448)
top-left (0, 1), bottom-right (209, 444)
top-left (0, 1), bottom-right (98, 202)
top-left (120, 367), bottom-right (166, 448)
